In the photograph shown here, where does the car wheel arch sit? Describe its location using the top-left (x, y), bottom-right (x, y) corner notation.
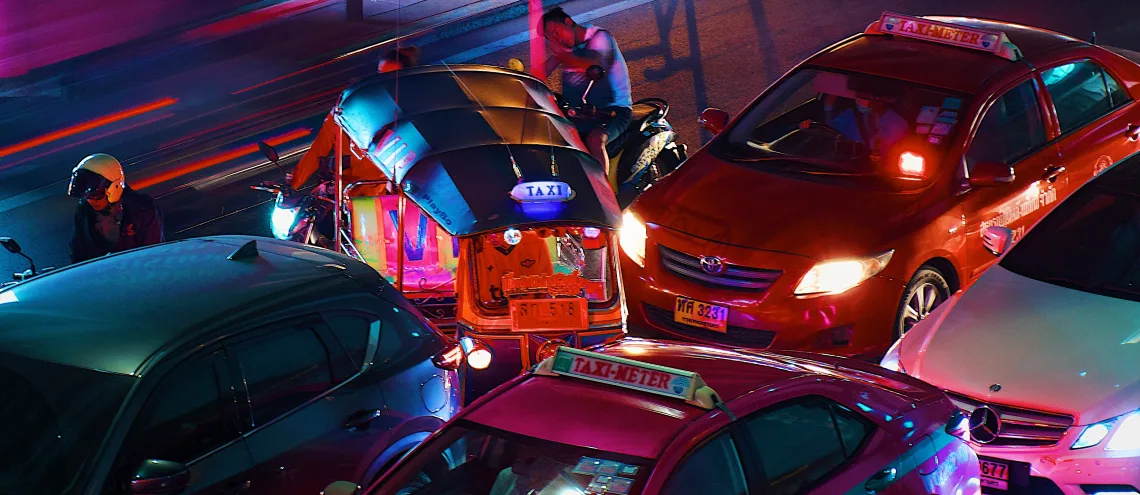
top-left (358, 416), bottom-right (445, 486)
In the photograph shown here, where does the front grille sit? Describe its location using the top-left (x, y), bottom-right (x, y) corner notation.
top-left (658, 245), bottom-right (782, 291)
top-left (643, 303), bottom-right (776, 347)
top-left (945, 391), bottom-right (1074, 447)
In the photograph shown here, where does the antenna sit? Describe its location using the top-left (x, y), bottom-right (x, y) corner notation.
top-left (1091, 31), bottom-right (1097, 45)
top-left (227, 239), bottom-right (260, 260)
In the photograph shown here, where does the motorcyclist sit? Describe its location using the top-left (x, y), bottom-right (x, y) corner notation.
top-left (542, 7), bottom-right (632, 191)
top-left (290, 47), bottom-right (420, 195)
top-left (68, 153), bottom-right (164, 263)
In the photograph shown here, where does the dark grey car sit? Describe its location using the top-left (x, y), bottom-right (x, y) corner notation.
top-left (0, 235), bottom-right (463, 495)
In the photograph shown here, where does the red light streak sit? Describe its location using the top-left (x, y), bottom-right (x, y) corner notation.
top-left (0, 113), bottom-right (177, 173)
top-left (134, 128), bottom-right (311, 190)
top-left (160, 87), bottom-right (341, 149)
top-left (0, 97), bottom-right (179, 159)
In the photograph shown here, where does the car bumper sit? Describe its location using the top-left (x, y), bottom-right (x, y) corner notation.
top-left (620, 229), bottom-right (904, 356)
top-left (973, 438), bottom-right (1140, 495)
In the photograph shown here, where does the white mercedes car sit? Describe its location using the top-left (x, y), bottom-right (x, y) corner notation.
top-left (881, 157), bottom-right (1140, 495)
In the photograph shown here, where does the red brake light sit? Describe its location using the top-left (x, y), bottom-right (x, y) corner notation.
top-left (899, 151), bottom-right (925, 176)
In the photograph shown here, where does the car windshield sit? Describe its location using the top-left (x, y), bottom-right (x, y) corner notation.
top-left (1000, 160), bottom-right (1140, 301)
top-left (0, 352), bottom-right (135, 494)
top-left (374, 420), bottom-right (654, 495)
top-left (716, 67), bottom-right (969, 180)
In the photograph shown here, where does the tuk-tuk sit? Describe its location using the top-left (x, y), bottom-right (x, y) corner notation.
top-left (324, 64), bottom-right (626, 400)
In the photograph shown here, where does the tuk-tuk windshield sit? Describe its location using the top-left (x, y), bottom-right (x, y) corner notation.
top-left (472, 226), bottom-right (616, 314)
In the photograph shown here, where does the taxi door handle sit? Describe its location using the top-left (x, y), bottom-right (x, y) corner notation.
top-left (864, 467), bottom-right (898, 494)
top-left (344, 408), bottom-right (385, 430)
top-left (1127, 123), bottom-right (1140, 142)
top-left (1042, 165), bottom-right (1065, 183)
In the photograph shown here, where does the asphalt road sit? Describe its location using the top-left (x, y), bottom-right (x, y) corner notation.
top-left (2, 0), bottom-right (1140, 281)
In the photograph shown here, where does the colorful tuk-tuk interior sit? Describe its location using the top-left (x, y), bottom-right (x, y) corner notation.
top-left (327, 64), bottom-right (626, 399)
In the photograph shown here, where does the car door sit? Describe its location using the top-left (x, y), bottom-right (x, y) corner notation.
top-left (1041, 58), bottom-right (1140, 185)
top-left (228, 314), bottom-right (394, 495)
top-left (731, 396), bottom-right (912, 495)
top-left (960, 75), bottom-right (1063, 280)
top-left (108, 346), bottom-right (254, 495)
top-left (657, 429), bottom-right (752, 495)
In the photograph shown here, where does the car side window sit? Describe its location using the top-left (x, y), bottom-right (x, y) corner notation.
top-left (660, 431), bottom-right (749, 495)
top-left (740, 398), bottom-right (873, 495)
top-left (229, 322), bottom-right (336, 427)
top-left (372, 302), bottom-right (442, 375)
top-left (1042, 59), bottom-right (1132, 133)
top-left (120, 350), bottom-right (239, 465)
top-left (965, 79), bottom-right (1047, 171)
top-left (322, 312), bottom-right (377, 373)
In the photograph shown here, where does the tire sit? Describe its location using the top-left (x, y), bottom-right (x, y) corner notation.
top-left (893, 266), bottom-right (951, 339)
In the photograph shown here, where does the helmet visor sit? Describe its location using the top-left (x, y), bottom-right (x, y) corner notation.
top-left (68, 169), bottom-right (112, 200)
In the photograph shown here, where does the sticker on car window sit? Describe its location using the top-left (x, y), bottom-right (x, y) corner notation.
top-left (573, 457), bottom-right (603, 475)
top-left (915, 124), bottom-right (931, 134)
top-left (597, 460), bottom-right (622, 476)
top-left (937, 110), bottom-right (958, 123)
top-left (942, 97), bottom-right (962, 110)
top-left (928, 135), bottom-right (943, 145)
top-left (931, 122), bottom-right (953, 135)
top-left (916, 106), bottom-right (940, 124)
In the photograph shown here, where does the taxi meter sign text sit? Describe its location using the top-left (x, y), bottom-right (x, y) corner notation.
top-left (876, 12), bottom-right (1018, 59)
top-left (537, 347), bottom-right (718, 408)
top-left (511, 181), bottom-right (575, 202)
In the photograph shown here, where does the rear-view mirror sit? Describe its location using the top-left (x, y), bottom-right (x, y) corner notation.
top-left (257, 141), bottom-right (280, 163)
top-left (699, 108), bottom-right (730, 135)
top-left (507, 57), bottom-right (525, 72)
top-left (321, 481), bottom-right (360, 495)
top-left (130, 460), bottom-right (190, 494)
top-left (983, 225), bottom-right (1014, 256)
top-left (968, 162), bottom-right (1015, 187)
top-left (0, 237), bottom-right (21, 254)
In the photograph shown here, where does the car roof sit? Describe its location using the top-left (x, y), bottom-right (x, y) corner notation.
top-left (0, 236), bottom-right (383, 375)
top-left (463, 340), bottom-right (814, 459)
top-left (810, 16), bottom-right (1084, 94)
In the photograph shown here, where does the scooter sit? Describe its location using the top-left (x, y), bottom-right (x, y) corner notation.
top-left (249, 141), bottom-right (336, 247)
top-left (508, 58), bottom-right (688, 209)
top-left (2, 236), bottom-right (56, 287)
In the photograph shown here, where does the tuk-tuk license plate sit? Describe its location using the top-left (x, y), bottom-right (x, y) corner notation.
top-left (980, 458), bottom-right (1010, 490)
top-left (674, 296), bottom-right (728, 333)
top-left (510, 297), bottom-right (589, 332)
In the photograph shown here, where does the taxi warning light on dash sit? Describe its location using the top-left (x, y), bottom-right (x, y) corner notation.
top-left (535, 346), bottom-right (720, 409)
top-left (870, 12), bottom-right (1021, 61)
top-left (510, 181), bottom-right (575, 202)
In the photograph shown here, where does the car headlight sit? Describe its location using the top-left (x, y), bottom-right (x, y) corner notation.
top-left (794, 250), bottom-right (894, 296)
top-left (619, 210), bottom-right (647, 267)
top-left (1107, 412), bottom-right (1140, 451)
top-left (1072, 420), bottom-right (1114, 449)
top-left (271, 206), bottom-right (299, 240)
top-left (879, 336), bottom-right (906, 374)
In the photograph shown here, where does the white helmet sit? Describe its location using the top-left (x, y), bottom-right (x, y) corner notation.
top-left (68, 153), bottom-right (126, 203)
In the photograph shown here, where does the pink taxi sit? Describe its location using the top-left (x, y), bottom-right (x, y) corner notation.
top-left (320, 339), bottom-right (981, 495)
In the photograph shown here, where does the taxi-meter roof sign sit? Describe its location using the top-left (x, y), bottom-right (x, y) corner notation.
top-left (535, 346), bottom-right (720, 409)
top-left (869, 12), bottom-right (1022, 61)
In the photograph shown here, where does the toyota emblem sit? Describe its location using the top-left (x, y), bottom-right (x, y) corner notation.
top-left (968, 406), bottom-right (1002, 444)
top-left (699, 256), bottom-right (725, 275)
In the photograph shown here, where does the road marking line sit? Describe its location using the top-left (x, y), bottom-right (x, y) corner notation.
top-left (441, 0), bottom-right (655, 63)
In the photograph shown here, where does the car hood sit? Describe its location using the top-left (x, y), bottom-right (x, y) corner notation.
top-left (910, 265), bottom-right (1140, 423)
top-left (635, 153), bottom-right (925, 258)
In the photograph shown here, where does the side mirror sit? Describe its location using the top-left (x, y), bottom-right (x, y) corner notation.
top-left (0, 237), bottom-right (21, 254)
top-left (983, 225), bottom-right (1014, 256)
top-left (585, 65), bottom-right (605, 81)
top-left (507, 57), bottom-right (525, 72)
top-left (257, 141), bottom-right (280, 163)
top-left (130, 460), bottom-right (190, 494)
top-left (322, 481), bottom-right (360, 495)
top-left (968, 162), bottom-right (1014, 187)
top-left (699, 108), bottom-right (730, 135)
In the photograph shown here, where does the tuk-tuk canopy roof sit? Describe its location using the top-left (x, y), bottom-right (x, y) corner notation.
top-left (334, 64), bottom-right (621, 236)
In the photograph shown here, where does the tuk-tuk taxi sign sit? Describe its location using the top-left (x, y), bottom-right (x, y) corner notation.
top-left (511, 181), bottom-right (575, 203)
top-left (870, 12), bottom-right (1022, 61)
top-left (535, 347), bottom-right (720, 409)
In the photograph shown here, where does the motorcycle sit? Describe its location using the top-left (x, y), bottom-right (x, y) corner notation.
top-left (249, 141), bottom-right (336, 247)
top-left (1, 236), bottom-right (56, 288)
top-left (510, 59), bottom-right (688, 209)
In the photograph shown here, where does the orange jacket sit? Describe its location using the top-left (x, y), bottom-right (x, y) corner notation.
top-left (291, 112), bottom-right (389, 190)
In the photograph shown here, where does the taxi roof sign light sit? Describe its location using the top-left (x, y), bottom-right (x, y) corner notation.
top-left (534, 346), bottom-right (720, 410)
top-left (866, 12), bottom-right (1022, 62)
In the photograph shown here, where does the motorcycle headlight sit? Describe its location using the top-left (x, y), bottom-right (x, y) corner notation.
top-left (271, 206), bottom-right (299, 240)
top-left (794, 250), bottom-right (894, 296)
top-left (619, 210), bottom-right (647, 267)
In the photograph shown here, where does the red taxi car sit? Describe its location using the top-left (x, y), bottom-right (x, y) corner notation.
top-left (320, 339), bottom-right (981, 495)
top-left (619, 12), bottom-right (1140, 357)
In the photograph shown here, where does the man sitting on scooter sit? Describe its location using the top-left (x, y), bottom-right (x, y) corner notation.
top-left (542, 7), bottom-right (632, 191)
